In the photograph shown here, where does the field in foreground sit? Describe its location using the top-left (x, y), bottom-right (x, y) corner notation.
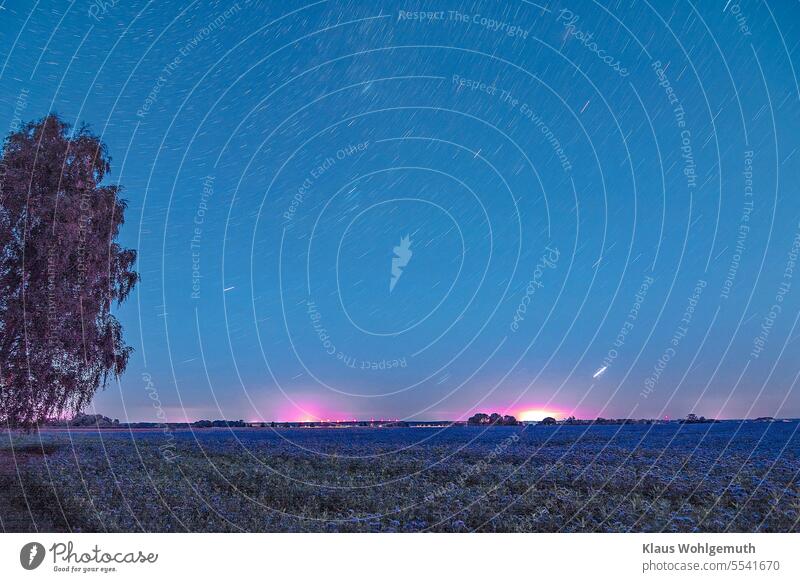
top-left (1, 422), bottom-right (798, 532)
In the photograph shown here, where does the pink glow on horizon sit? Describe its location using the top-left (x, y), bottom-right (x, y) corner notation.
top-left (518, 408), bottom-right (566, 422)
top-left (250, 396), bottom-right (587, 423)
top-left (269, 400), bottom-right (363, 423)
top-left (467, 403), bottom-right (577, 422)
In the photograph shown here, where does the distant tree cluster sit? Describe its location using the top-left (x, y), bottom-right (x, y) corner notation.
top-left (679, 413), bottom-right (717, 424)
top-left (192, 419), bottom-right (247, 428)
top-left (467, 412), bottom-right (519, 426)
top-left (70, 413), bottom-right (118, 427)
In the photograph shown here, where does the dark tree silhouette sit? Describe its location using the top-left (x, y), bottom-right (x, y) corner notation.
top-left (467, 413), bottom-right (490, 425)
top-left (467, 412), bottom-right (519, 426)
top-left (0, 115), bottom-right (139, 427)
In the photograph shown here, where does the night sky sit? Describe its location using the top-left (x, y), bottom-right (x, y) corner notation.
top-left (1, 0), bottom-right (799, 423)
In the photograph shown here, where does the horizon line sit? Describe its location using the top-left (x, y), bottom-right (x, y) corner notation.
top-left (43, 414), bottom-right (799, 425)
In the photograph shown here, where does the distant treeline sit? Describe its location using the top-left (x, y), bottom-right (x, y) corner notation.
top-left (42, 414), bottom-right (454, 429)
top-left (543, 414), bottom-right (719, 426)
top-left (43, 414), bottom-right (251, 429)
top-left (40, 412), bottom-right (787, 430)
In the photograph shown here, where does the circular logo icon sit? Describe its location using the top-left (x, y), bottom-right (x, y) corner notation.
top-left (19, 542), bottom-right (46, 570)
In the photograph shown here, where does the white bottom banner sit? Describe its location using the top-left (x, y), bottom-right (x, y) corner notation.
top-left (1, 533), bottom-right (796, 581)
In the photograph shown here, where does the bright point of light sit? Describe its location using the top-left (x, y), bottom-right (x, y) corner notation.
top-left (519, 409), bottom-right (560, 422)
top-left (593, 365), bottom-right (608, 378)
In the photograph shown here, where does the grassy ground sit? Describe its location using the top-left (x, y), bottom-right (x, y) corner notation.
top-left (0, 444), bottom-right (69, 532)
top-left (1, 423), bottom-right (798, 532)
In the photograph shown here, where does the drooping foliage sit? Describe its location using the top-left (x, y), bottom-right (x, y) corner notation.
top-left (0, 114), bottom-right (139, 427)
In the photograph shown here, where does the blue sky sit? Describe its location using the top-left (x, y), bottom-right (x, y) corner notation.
top-left (1, 0), bottom-right (799, 422)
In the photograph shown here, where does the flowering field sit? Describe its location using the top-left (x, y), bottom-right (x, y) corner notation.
top-left (2, 422), bottom-right (798, 532)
